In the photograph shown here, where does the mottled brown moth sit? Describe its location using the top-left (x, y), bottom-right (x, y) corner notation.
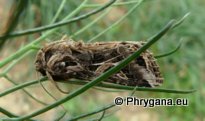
top-left (35, 40), bottom-right (163, 87)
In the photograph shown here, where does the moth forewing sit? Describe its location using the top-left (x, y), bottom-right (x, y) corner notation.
top-left (35, 40), bottom-right (163, 88)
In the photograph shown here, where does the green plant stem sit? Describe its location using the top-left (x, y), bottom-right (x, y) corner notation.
top-left (0, 0), bottom-right (116, 40)
top-left (3, 75), bottom-right (48, 105)
top-left (155, 41), bottom-right (182, 58)
top-left (0, 107), bottom-right (17, 117)
top-left (61, 80), bottom-right (196, 94)
top-left (93, 86), bottom-right (125, 92)
top-left (171, 12), bottom-right (190, 29)
top-left (1, 51), bottom-right (31, 75)
top-left (70, 7), bottom-right (112, 38)
top-left (50, 0), bottom-right (67, 24)
top-left (0, 0), bottom-right (28, 48)
top-left (84, 0), bottom-right (140, 8)
top-left (0, 77), bottom-right (47, 97)
top-left (54, 111), bottom-right (67, 121)
top-left (0, 0), bottom-right (115, 68)
top-left (98, 110), bottom-right (106, 121)
top-left (61, 0), bottom-right (88, 21)
top-left (0, 0), bottom-right (85, 69)
top-left (11, 19), bottom-right (177, 121)
top-left (68, 104), bottom-right (115, 121)
top-left (88, 0), bottom-right (142, 42)
top-left (0, 75), bottom-right (195, 99)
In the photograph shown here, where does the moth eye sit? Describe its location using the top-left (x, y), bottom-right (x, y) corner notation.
top-left (59, 62), bottom-right (66, 67)
top-left (59, 61), bottom-right (77, 68)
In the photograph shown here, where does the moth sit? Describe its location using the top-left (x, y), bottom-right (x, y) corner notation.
top-left (35, 40), bottom-right (163, 87)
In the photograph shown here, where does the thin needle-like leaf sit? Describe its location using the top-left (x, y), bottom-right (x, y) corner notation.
top-left (0, 0), bottom-right (116, 40)
top-left (50, 0), bottom-right (67, 24)
top-left (84, 0), bottom-right (141, 8)
top-left (3, 75), bottom-right (48, 105)
top-left (0, 0), bottom-right (116, 68)
top-left (0, 107), bottom-right (17, 118)
top-left (12, 19), bottom-right (183, 121)
top-left (62, 80), bottom-right (196, 94)
top-left (68, 103), bottom-right (115, 121)
top-left (0, 77), bottom-right (47, 97)
top-left (0, 0), bottom-right (28, 48)
top-left (88, 0), bottom-right (143, 42)
top-left (155, 40), bottom-right (182, 58)
top-left (171, 12), bottom-right (190, 29)
top-left (70, 7), bottom-right (112, 38)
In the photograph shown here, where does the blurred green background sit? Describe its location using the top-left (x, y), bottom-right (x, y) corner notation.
top-left (0, 0), bottom-right (204, 121)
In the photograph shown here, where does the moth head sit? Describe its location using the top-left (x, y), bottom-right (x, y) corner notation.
top-left (35, 49), bottom-right (46, 75)
top-left (35, 41), bottom-right (72, 76)
top-left (52, 55), bottom-right (80, 73)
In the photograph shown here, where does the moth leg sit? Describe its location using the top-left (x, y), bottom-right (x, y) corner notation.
top-left (94, 63), bottom-right (114, 75)
top-left (106, 74), bottom-right (128, 86)
top-left (46, 71), bottom-right (70, 94)
top-left (116, 71), bottom-right (128, 81)
top-left (103, 55), bottom-right (122, 63)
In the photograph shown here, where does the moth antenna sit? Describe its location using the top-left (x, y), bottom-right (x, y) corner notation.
top-left (39, 76), bottom-right (69, 114)
top-left (46, 71), bottom-right (70, 94)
